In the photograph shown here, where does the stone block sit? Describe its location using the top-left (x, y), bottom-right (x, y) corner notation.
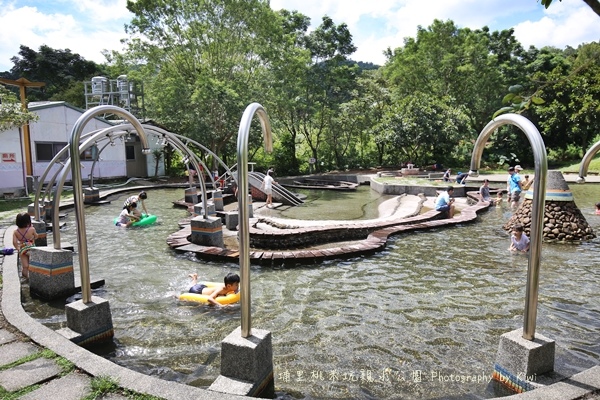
top-left (27, 202), bottom-right (44, 218)
top-left (64, 296), bottom-right (114, 345)
top-left (248, 194), bottom-right (253, 218)
top-left (194, 201), bottom-right (216, 217)
top-left (220, 326), bottom-right (273, 383)
top-left (212, 189), bottom-right (224, 211)
top-left (184, 187), bottom-right (198, 204)
top-left (83, 187), bottom-right (100, 204)
top-left (190, 215), bottom-right (224, 247)
top-left (212, 326), bottom-right (274, 398)
top-left (29, 247), bottom-right (75, 300)
top-left (32, 220), bottom-right (47, 247)
top-left (43, 200), bottom-right (53, 221)
top-left (226, 212), bottom-right (239, 230)
top-left (493, 328), bottom-right (555, 392)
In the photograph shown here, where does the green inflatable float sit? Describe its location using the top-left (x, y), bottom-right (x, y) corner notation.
top-left (114, 214), bottom-right (158, 227)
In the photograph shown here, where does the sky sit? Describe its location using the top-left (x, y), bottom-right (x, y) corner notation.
top-left (1, 0), bottom-right (599, 72)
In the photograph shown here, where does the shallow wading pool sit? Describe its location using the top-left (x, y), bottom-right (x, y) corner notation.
top-left (23, 185), bottom-right (600, 399)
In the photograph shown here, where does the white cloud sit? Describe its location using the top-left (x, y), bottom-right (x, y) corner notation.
top-left (514, 0), bottom-right (600, 49)
top-left (1, 0), bottom-right (598, 71)
top-left (271, 0), bottom-right (539, 64)
top-left (0, 1), bottom-right (131, 71)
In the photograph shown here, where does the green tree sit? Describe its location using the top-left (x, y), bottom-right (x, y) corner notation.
top-left (331, 70), bottom-right (391, 168)
top-left (383, 20), bottom-right (514, 134)
top-left (2, 45), bottom-right (104, 107)
top-left (297, 16), bottom-right (358, 172)
top-left (0, 84), bottom-right (38, 132)
top-left (123, 0), bottom-right (281, 169)
top-left (531, 43), bottom-right (600, 159)
top-left (379, 93), bottom-right (470, 167)
top-left (257, 9), bottom-right (311, 175)
top-left (263, 13), bottom-right (358, 173)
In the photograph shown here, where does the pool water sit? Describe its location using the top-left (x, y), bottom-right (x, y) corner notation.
top-left (23, 184), bottom-right (600, 399)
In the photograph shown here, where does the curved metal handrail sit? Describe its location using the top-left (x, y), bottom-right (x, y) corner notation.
top-left (236, 103), bottom-right (273, 338)
top-left (66, 106), bottom-right (150, 304)
top-left (577, 140), bottom-right (600, 183)
top-left (469, 113), bottom-right (548, 341)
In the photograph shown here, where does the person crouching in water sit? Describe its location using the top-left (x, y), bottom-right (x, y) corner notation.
top-left (435, 186), bottom-right (455, 218)
top-left (124, 191), bottom-right (148, 219)
top-left (116, 202), bottom-right (140, 227)
top-left (509, 224), bottom-right (530, 253)
top-left (188, 272), bottom-right (240, 307)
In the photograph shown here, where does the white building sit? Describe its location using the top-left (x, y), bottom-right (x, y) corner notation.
top-left (0, 101), bottom-right (160, 197)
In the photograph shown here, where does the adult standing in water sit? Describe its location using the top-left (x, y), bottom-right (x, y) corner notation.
top-left (506, 167), bottom-right (522, 209)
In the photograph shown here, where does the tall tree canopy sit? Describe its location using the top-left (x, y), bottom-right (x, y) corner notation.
top-left (123, 0), bottom-right (282, 166)
top-left (383, 21), bottom-right (523, 134)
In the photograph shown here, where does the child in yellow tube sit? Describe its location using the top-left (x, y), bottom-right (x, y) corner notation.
top-left (188, 272), bottom-right (240, 307)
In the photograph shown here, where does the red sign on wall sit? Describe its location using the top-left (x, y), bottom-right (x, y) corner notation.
top-left (2, 153), bottom-right (17, 162)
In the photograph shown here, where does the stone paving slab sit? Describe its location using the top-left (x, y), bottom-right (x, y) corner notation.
top-left (0, 357), bottom-right (61, 392)
top-left (99, 394), bottom-right (130, 400)
top-left (20, 371), bottom-right (92, 400)
top-left (0, 341), bottom-right (38, 366)
top-left (0, 328), bottom-right (16, 345)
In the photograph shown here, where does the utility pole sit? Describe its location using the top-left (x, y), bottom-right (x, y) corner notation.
top-left (0, 77), bottom-right (45, 175)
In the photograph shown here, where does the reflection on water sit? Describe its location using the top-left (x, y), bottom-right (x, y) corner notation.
top-left (270, 186), bottom-right (396, 220)
top-left (23, 184), bottom-right (600, 399)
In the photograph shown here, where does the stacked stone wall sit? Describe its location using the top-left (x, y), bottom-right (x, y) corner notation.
top-left (504, 199), bottom-right (595, 242)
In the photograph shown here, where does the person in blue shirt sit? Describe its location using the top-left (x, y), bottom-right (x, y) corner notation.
top-left (506, 167), bottom-right (522, 208)
top-left (435, 186), bottom-right (455, 218)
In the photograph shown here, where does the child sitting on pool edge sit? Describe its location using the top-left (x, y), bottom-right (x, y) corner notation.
top-left (188, 272), bottom-right (240, 307)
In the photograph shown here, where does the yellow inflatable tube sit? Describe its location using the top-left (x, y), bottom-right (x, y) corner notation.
top-left (178, 282), bottom-right (240, 305)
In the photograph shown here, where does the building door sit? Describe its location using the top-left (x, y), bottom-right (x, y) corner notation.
top-left (125, 138), bottom-right (147, 178)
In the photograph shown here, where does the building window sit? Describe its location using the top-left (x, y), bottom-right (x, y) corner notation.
top-left (36, 142), bottom-right (68, 161)
top-left (81, 145), bottom-right (98, 161)
top-left (126, 144), bottom-right (135, 161)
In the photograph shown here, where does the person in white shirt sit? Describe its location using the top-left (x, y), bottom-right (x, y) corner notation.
top-left (261, 170), bottom-right (275, 208)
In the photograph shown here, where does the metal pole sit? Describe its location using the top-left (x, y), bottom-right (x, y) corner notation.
top-left (68, 106), bottom-right (150, 303)
top-left (236, 103), bottom-right (272, 338)
top-left (469, 114), bottom-right (547, 340)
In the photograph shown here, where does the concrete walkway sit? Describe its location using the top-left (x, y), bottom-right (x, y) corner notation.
top-left (1, 179), bottom-right (599, 399)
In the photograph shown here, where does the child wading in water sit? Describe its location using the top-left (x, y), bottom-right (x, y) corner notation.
top-left (509, 224), bottom-right (530, 253)
top-left (12, 212), bottom-right (39, 279)
top-left (188, 272), bottom-right (240, 307)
